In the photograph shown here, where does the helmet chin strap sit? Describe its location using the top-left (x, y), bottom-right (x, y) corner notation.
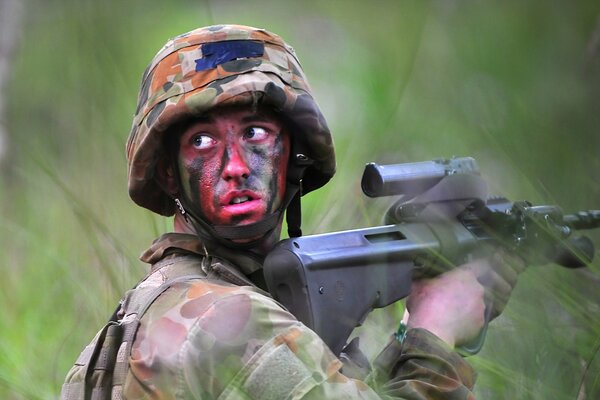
top-left (175, 195), bottom-right (281, 251)
top-left (174, 174), bottom-right (304, 251)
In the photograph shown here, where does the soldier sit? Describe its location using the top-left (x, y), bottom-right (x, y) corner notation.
top-left (63, 24), bottom-right (524, 399)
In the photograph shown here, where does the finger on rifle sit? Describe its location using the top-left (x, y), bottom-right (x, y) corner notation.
top-left (474, 248), bottom-right (526, 288)
top-left (468, 258), bottom-right (514, 319)
top-left (485, 274), bottom-right (512, 319)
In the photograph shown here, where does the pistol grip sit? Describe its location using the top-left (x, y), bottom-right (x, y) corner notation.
top-left (457, 300), bottom-right (494, 356)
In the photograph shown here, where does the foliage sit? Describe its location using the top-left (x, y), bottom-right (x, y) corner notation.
top-left (1, 0), bottom-right (599, 398)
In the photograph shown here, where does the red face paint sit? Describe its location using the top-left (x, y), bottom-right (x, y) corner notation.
top-left (177, 106), bottom-right (290, 227)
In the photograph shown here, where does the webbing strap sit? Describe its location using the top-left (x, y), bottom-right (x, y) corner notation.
top-left (81, 323), bottom-right (114, 400)
top-left (135, 273), bottom-right (204, 316)
top-left (80, 273), bottom-right (204, 399)
top-left (112, 274), bottom-right (205, 387)
top-left (93, 325), bottom-right (123, 371)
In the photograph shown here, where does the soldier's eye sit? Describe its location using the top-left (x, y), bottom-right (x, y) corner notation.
top-left (192, 134), bottom-right (216, 149)
top-left (244, 127), bottom-right (268, 142)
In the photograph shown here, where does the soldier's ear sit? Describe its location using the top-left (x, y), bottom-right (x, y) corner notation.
top-left (155, 156), bottom-right (179, 197)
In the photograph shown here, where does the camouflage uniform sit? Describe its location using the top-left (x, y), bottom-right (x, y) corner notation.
top-left (65, 25), bottom-right (477, 399)
top-left (121, 233), bottom-right (476, 399)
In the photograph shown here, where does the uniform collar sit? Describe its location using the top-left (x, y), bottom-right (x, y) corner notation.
top-left (140, 232), bottom-right (264, 277)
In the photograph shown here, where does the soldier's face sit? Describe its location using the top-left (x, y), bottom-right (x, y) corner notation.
top-left (177, 106), bottom-right (290, 227)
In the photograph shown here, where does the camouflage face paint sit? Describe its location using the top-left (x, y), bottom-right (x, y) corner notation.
top-left (177, 105), bottom-right (289, 227)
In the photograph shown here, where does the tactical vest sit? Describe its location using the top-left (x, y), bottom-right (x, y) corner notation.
top-left (61, 255), bottom-right (205, 400)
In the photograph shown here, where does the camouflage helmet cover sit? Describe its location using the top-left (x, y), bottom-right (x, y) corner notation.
top-left (126, 24), bottom-right (336, 216)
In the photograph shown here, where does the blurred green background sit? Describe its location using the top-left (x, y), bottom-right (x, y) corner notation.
top-left (1, 0), bottom-right (599, 398)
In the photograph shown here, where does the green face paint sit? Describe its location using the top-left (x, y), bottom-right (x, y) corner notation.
top-left (177, 105), bottom-right (289, 227)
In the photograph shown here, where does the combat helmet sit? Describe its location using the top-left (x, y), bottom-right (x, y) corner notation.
top-left (126, 24), bottom-right (335, 241)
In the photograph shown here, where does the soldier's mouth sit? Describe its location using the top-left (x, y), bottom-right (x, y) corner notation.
top-left (220, 191), bottom-right (264, 217)
top-left (222, 191), bottom-right (261, 207)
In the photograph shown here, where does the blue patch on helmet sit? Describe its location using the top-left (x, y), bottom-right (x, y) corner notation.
top-left (195, 40), bottom-right (264, 71)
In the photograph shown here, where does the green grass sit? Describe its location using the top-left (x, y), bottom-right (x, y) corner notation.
top-left (2, 0), bottom-right (600, 398)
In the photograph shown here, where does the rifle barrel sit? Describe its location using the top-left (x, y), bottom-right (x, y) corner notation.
top-left (563, 210), bottom-right (600, 230)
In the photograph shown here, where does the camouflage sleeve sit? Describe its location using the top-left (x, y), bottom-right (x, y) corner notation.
top-left (172, 287), bottom-right (475, 399)
top-left (366, 329), bottom-right (477, 399)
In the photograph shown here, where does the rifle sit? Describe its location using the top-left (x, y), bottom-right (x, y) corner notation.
top-left (263, 157), bottom-right (600, 356)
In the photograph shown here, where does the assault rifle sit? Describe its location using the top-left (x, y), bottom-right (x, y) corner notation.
top-left (263, 157), bottom-right (600, 356)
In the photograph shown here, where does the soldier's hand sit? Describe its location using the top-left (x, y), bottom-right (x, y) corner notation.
top-left (475, 249), bottom-right (527, 320)
top-left (405, 250), bottom-right (526, 348)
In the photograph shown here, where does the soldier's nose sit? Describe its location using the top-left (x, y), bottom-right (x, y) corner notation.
top-left (222, 144), bottom-right (250, 181)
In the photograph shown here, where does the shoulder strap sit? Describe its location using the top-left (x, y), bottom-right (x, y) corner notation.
top-left (137, 273), bottom-right (204, 315)
top-left (95, 273), bottom-right (205, 398)
top-left (62, 272), bottom-right (204, 400)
